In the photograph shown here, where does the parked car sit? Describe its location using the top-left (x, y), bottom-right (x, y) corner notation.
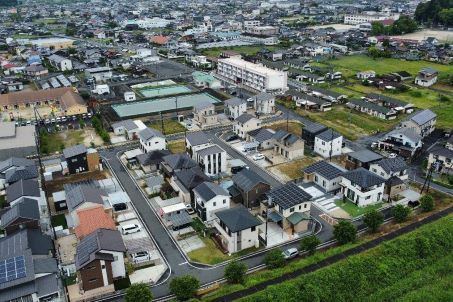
top-left (113, 203), bottom-right (127, 212)
top-left (131, 251), bottom-right (150, 263)
top-left (225, 134), bottom-right (239, 142)
top-left (252, 153), bottom-right (265, 161)
top-left (186, 204), bottom-right (195, 215)
top-left (121, 224), bottom-right (141, 235)
top-left (282, 248), bottom-right (299, 260)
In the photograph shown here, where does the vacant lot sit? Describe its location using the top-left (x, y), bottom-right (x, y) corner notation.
top-left (266, 121), bottom-right (303, 137)
top-left (168, 140), bottom-right (185, 153)
top-left (147, 119), bottom-right (186, 135)
top-left (269, 157), bottom-right (318, 181)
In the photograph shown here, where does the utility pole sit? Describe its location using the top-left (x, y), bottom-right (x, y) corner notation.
top-left (264, 197), bottom-right (272, 247)
top-left (160, 111), bottom-right (164, 135)
top-left (421, 163), bottom-right (436, 194)
top-left (286, 108), bottom-right (289, 132)
top-left (329, 129), bottom-right (334, 162)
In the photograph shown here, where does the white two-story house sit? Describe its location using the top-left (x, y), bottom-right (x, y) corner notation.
top-left (193, 181), bottom-right (230, 222)
top-left (303, 160), bottom-right (346, 193)
top-left (340, 168), bottom-right (386, 207)
top-left (138, 128), bottom-right (166, 153)
top-left (369, 157), bottom-right (408, 197)
top-left (193, 144), bottom-right (227, 176)
top-left (224, 97), bottom-right (247, 120)
top-left (251, 92), bottom-right (275, 115)
top-left (314, 129), bottom-right (343, 158)
top-left (400, 109), bottom-right (437, 138)
top-left (233, 113), bottom-right (261, 139)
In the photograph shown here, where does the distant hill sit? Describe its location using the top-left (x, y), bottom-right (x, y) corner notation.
top-left (0, 0), bottom-right (18, 7)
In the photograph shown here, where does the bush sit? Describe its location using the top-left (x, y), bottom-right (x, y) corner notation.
top-left (392, 204), bottom-right (411, 223)
top-left (169, 275), bottom-right (200, 301)
top-left (409, 90), bottom-right (422, 98)
top-left (363, 209), bottom-right (384, 233)
top-left (224, 260), bottom-right (247, 284)
top-left (420, 195), bottom-right (434, 212)
top-left (438, 94), bottom-right (450, 103)
top-left (300, 235), bottom-right (321, 255)
top-left (125, 283), bottom-right (153, 302)
top-left (333, 221), bottom-right (357, 244)
top-left (264, 249), bottom-right (286, 269)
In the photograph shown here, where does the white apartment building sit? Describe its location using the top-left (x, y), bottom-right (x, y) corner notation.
top-left (217, 57), bottom-right (287, 93)
top-left (243, 20), bottom-right (261, 28)
top-left (193, 144), bottom-right (227, 176)
top-left (344, 13), bottom-right (400, 25)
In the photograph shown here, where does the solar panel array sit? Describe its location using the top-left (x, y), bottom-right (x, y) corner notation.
top-left (0, 256), bottom-right (27, 284)
top-left (268, 183), bottom-right (312, 210)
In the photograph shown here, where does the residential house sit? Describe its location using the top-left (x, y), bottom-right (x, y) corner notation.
top-left (345, 149), bottom-right (383, 170)
top-left (192, 71), bottom-right (222, 89)
top-left (0, 157), bottom-right (36, 189)
top-left (415, 67), bottom-right (438, 87)
top-left (377, 128), bottom-right (422, 158)
top-left (193, 181), bottom-right (230, 222)
top-left (310, 87), bottom-right (347, 103)
top-left (303, 160), bottom-right (346, 193)
top-left (85, 66), bottom-right (113, 82)
top-left (295, 71), bottom-right (325, 84)
top-left (266, 182), bottom-right (312, 235)
top-left (0, 123), bottom-right (37, 161)
top-left (246, 128), bottom-right (276, 150)
top-left (48, 54), bottom-right (72, 71)
top-left (136, 149), bottom-right (171, 173)
top-left (231, 169), bottom-right (270, 208)
top-left (428, 139), bottom-right (453, 175)
top-left (356, 70), bottom-right (376, 80)
top-left (272, 130), bottom-right (305, 161)
top-left (24, 65), bottom-right (48, 78)
top-left (75, 229), bottom-right (126, 292)
top-left (161, 153), bottom-right (198, 176)
top-left (111, 119), bottom-right (147, 140)
top-left (302, 123), bottom-right (328, 147)
top-left (233, 113), bottom-right (261, 139)
top-left (74, 205), bottom-right (116, 239)
top-left (251, 92), bottom-right (275, 115)
top-left (193, 144), bottom-right (227, 176)
top-left (214, 205), bottom-right (262, 254)
top-left (365, 93), bottom-right (414, 113)
top-left (193, 101), bottom-right (218, 128)
top-left (138, 128), bottom-right (166, 153)
top-left (186, 131), bottom-right (211, 157)
top-left (314, 129), bottom-right (343, 158)
top-left (224, 97), bottom-right (247, 120)
top-left (6, 179), bottom-right (41, 206)
top-left (171, 167), bottom-right (209, 205)
top-left (400, 109), bottom-right (437, 138)
top-left (340, 168), bottom-right (386, 207)
top-left (369, 157), bottom-right (408, 197)
top-left (0, 198), bottom-right (40, 234)
top-left (347, 99), bottom-right (397, 120)
top-left (63, 144), bottom-right (88, 174)
top-left (291, 91), bottom-right (331, 112)
top-left (64, 183), bottom-right (105, 213)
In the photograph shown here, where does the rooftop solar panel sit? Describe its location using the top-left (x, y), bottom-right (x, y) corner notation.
top-left (0, 255), bottom-right (27, 284)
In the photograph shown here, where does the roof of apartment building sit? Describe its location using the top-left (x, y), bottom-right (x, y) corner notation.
top-left (215, 205), bottom-right (262, 232)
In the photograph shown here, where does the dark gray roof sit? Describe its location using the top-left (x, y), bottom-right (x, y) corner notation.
top-left (267, 182), bottom-right (312, 210)
top-left (5, 166), bottom-right (38, 184)
top-left (194, 181), bottom-right (229, 201)
top-left (196, 144), bottom-right (224, 157)
top-left (76, 228), bottom-right (126, 269)
top-left (303, 122), bottom-right (327, 134)
top-left (0, 198), bottom-right (40, 228)
top-left (138, 127), bottom-right (165, 141)
top-left (311, 87), bottom-right (343, 99)
top-left (316, 129), bottom-right (342, 142)
top-left (0, 157), bottom-right (35, 174)
top-left (6, 179), bottom-right (40, 203)
top-left (33, 258), bottom-right (58, 274)
top-left (215, 205), bottom-right (262, 232)
top-left (366, 93), bottom-right (408, 107)
top-left (348, 149), bottom-right (383, 163)
top-left (407, 109), bottom-right (436, 126)
top-left (186, 131), bottom-right (210, 146)
top-left (349, 99), bottom-right (392, 114)
top-left (374, 157), bottom-right (407, 174)
top-left (236, 113), bottom-right (256, 124)
top-left (342, 167), bottom-right (386, 188)
top-left (63, 144), bottom-right (87, 159)
top-left (35, 273), bottom-right (59, 299)
top-left (65, 184), bottom-right (104, 212)
top-left (145, 175), bottom-right (164, 188)
top-left (429, 143), bottom-right (453, 159)
top-left (232, 169), bottom-right (269, 192)
top-left (224, 97), bottom-right (246, 106)
top-left (419, 67), bottom-right (437, 76)
top-left (136, 149), bottom-right (171, 166)
top-left (111, 119), bottom-right (138, 131)
top-left (247, 128), bottom-right (275, 143)
top-left (174, 167), bottom-right (209, 190)
top-left (193, 100), bottom-right (214, 111)
top-left (304, 160), bottom-right (345, 180)
top-left (253, 92), bottom-right (274, 102)
top-left (272, 129), bottom-right (300, 145)
top-left (163, 153), bottom-right (197, 170)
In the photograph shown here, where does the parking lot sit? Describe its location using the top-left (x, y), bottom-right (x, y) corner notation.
top-left (229, 140), bottom-right (272, 168)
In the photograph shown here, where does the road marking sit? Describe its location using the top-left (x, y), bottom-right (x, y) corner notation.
top-left (178, 261), bottom-right (188, 266)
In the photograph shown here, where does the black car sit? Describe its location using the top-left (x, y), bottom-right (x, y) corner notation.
top-left (225, 134), bottom-right (239, 142)
top-left (113, 203), bottom-right (127, 212)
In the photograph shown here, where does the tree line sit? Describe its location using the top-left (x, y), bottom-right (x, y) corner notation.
top-left (415, 0), bottom-right (453, 26)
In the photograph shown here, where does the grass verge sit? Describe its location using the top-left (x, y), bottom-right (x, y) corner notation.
top-left (334, 199), bottom-right (383, 218)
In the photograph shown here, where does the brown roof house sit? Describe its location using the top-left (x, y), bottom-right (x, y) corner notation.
top-left (75, 229), bottom-right (126, 292)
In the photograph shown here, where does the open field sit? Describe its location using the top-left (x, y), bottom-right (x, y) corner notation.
top-left (187, 237), bottom-right (232, 265)
top-left (147, 119), bottom-right (186, 135)
top-left (269, 157), bottom-right (318, 181)
top-left (266, 121), bottom-right (303, 136)
top-left (394, 29), bottom-right (453, 42)
top-left (168, 140), bottom-right (186, 153)
top-left (201, 46), bottom-right (280, 57)
top-left (237, 214), bottom-right (453, 302)
top-left (334, 199), bottom-right (383, 217)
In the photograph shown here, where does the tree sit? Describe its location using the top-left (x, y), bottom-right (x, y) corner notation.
top-left (392, 204), bottom-right (411, 223)
top-left (363, 210), bottom-right (384, 233)
top-left (169, 275), bottom-right (200, 301)
top-left (300, 235), bottom-right (321, 255)
top-left (420, 195), bottom-right (434, 212)
top-left (125, 283), bottom-right (153, 302)
top-left (439, 8), bottom-right (453, 26)
top-left (264, 249), bottom-right (286, 269)
top-left (224, 260), bottom-right (247, 284)
top-left (333, 221), bottom-right (357, 244)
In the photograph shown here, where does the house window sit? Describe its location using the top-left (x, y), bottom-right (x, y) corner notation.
top-left (366, 196), bottom-right (371, 200)
top-left (213, 202), bottom-right (216, 207)
top-left (101, 265), bottom-right (105, 269)
top-left (290, 207), bottom-right (295, 213)
top-left (223, 199), bottom-right (226, 204)
top-left (251, 226), bottom-right (256, 232)
top-left (315, 176), bottom-right (318, 181)
top-left (298, 205), bottom-right (301, 210)
top-left (304, 204), bottom-right (307, 208)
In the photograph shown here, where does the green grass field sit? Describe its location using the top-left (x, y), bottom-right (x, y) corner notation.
top-left (147, 119), bottom-right (186, 135)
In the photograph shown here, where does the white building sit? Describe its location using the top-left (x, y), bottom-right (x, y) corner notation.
top-left (344, 12), bottom-right (400, 25)
top-left (243, 20), bottom-right (261, 28)
top-left (112, 119), bottom-right (147, 140)
top-left (224, 97), bottom-right (247, 119)
top-left (415, 68), bottom-right (438, 87)
top-left (121, 17), bottom-right (172, 29)
top-left (193, 144), bottom-right (227, 176)
top-left (85, 66), bottom-right (113, 82)
top-left (233, 113), bottom-right (261, 138)
top-left (124, 91), bottom-right (136, 102)
top-left (400, 109), bottom-right (437, 138)
top-left (340, 168), bottom-right (385, 207)
top-left (217, 57), bottom-right (288, 93)
top-left (369, 157), bottom-right (408, 181)
top-left (303, 160), bottom-right (346, 193)
top-left (48, 54), bottom-right (72, 71)
top-left (138, 128), bottom-right (166, 153)
top-left (250, 92), bottom-right (275, 115)
top-left (314, 129), bottom-right (343, 158)
top-left (193, 181), bottom-right (230, 222)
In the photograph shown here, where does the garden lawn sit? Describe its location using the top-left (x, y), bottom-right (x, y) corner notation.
top-left (147, 119), bottom-right (186, 135)
top-left (187, 237), bottom-right (232, 265)
top-left (334, 199), bottom-right (383, 217)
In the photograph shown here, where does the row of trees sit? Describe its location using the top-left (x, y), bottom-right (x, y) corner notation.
top-left (370, 16), bottom-right (418, 36)
top-left (125, 194), bottom-right (436, 301)
top-left (91, 115), bottom-right (110, 144)
top-left (415, 0), bottom-right (453, 26)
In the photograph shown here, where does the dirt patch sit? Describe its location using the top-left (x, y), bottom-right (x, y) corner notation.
top-left (45, 170), bottom-right (111, 194)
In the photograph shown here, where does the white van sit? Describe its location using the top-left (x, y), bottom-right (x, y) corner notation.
top-left (121, 224), bottom-right (141, 235)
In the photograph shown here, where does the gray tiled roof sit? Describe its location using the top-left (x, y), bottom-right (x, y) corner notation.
top-left (145, 175), bottom-right (164, 188)
top-left (0, 198), bottom-right (40, 228)
top-left (303, 122), bottom-right (327, 134)
top-left (5, 166), bottom-right (38, 184)
top-left (387, 127), bottom-right (422, 143)
top-left (407, 109), bottom-right (436, 126)
top-left (429, 143), bottom-right (453, 159)
top-left (0, 157), bottom-right (35, 174)
top-left (236, 113), bottom-right (256, 124)
top-left (316, 129), bottom-right (342, 142)
top-left (374, 157), bottom-right (407, 174)
top-left (194, 181), bottom-right (228, 201)
top-left (247, 128), bottom-right (275, 143)
top-left (63, 144), bottom-right (87, 159)
top-left (232, 169), bottom-right (269, 192)
top-left (138, 127), bottom-right (164, 141)
top-left (76, 228), bottom-right (126, 269)
top-left (163, 153), bottom-right (197, 170)
top-left (186, 131), bottom-right (210, 146)
top-left (6, 179), bottom-right (40, 203)
top-left (215, 205), bottom-right (262, 232)
top-left (349, 99), bottom-right (392, 114)
top-left (33, 258), bottom-right (58, 274)
top-left (224, 97), bottom-right (246, 107)
top-left (348, 149), bottom-right (383, 163)
top-left (342, 167), bottom-right (386, 188)
top-left (65, 184), bottom-right (104, 212)
top-left (174, 167), bottom-right (209, 190)
top-left (304, 160), bottom-right (345, 180)
top-left (267, 182), bottom-right (312, 210)
top-left (111, 119), bottom-right (138, 131)
top-left (195, 144), bottom-right (224, 158)
top-left (136, 149), bottom-right (171, 166)
top-left (366, 93), bottom-right (408, 106)
top-left (253, 92), bottom-right (274, 102)
top-left (193, 100), bottom-right (214, 111)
